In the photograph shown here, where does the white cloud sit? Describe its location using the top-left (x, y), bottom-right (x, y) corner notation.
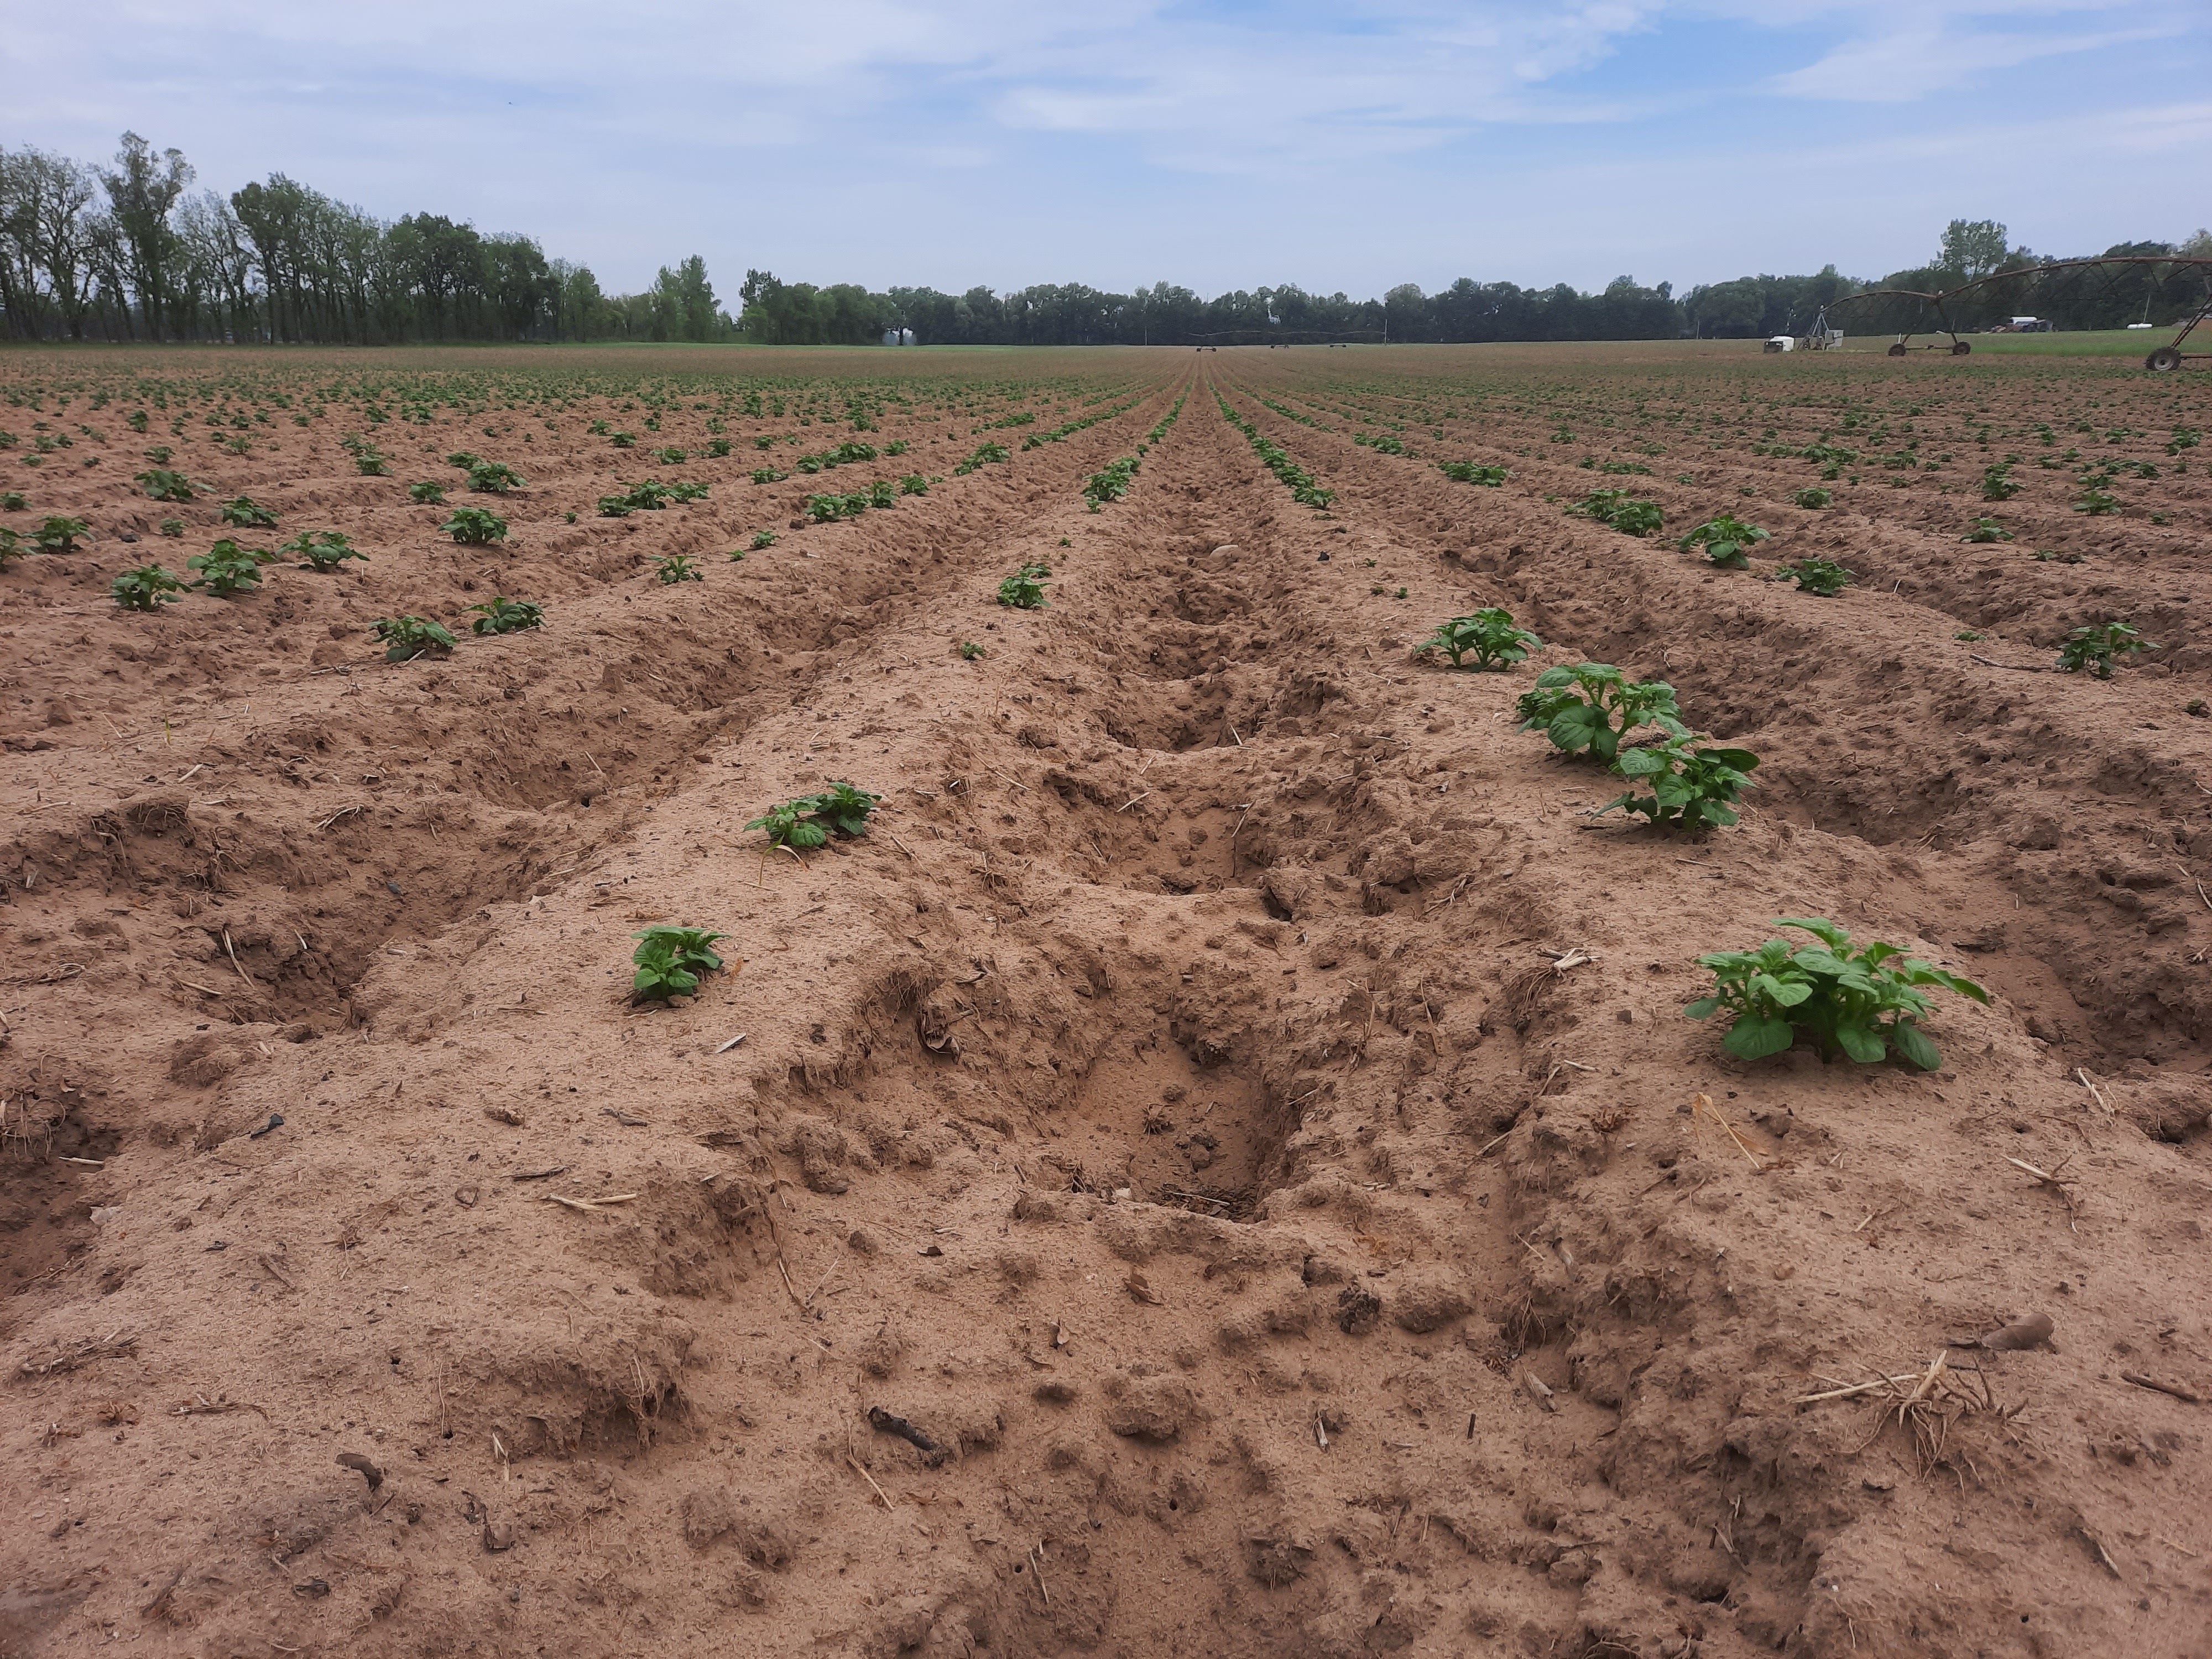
top-left (2, 1), bottom-right (2204, 293)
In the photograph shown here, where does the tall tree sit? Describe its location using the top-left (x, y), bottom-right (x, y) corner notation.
top-left (99, 132), bottom-right (192, 338)
top-left (1938, 218), bottom-right (2009, 278)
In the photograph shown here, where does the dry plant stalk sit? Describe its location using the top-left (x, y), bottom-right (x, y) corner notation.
top-left (1691, 1092), bottom-right (1763, 1171)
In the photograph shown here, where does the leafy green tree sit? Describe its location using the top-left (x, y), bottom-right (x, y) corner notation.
top-left (1938, 218), bottom-right (2009, 279)
top-left (98, 132), bottom-right (192, 339)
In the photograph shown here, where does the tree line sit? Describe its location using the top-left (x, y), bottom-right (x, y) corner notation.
top-left (0, 134), bottom-right (734, 345)
top-left (4, 138), bottom-right (2205, 348)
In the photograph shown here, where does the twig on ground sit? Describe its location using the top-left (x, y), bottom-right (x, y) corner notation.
top-left (2121, 1371), bottom-right (2203, 1405)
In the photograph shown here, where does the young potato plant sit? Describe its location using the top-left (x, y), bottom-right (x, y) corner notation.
top-left (1568, 491), bottom-right (1663, 537)
top-left (187, 539), bottom-right (272, 596)
top-left (469, 597), bottom-right (544, 634)
top-left (446, 450), bottom-right (482, 469)
top-left (33, 515), bottom-right (90, 553)
top-left (0, 528), bottom-right (20, 568)
top-left (2057, 620), bottom-right (2150, 679)
top-left (867, 479), bottom-right (899, 509)
top-left (749, 530), bottom-right (778, 550)
top-left (441, 506), bottom-right (508, 545)
top-left (1782, 556), bottom-right (1853, 596)
top-left (1, 490), bottom-right (24, 510)
top-left (373, 615), bottom-right (456, 662)
top-left (1790, 487), bottom-right (1831, 509)
top-left (750, 466), bottom-right (789, 484)
top-left (282, 530), bottom-right (367, 573)
top-left (1677, 515), bottom-right (1768, 568)
top-left (134, 467), bottom-right (199, 503)
top-left (1419, 608), bottom-right (1540, 671)
top-left (804, 492), bottom-right (868, 523)
top-left (158, 517), bottom-right (184, 538)
top-left (954, 440), bottom-right (1011, 476)
top-left (1981, 463), bottom-right (2020, 501)
top-left (630, 925), bottom-right (727, 1002)
top-left (959, 640), bottom-right (985, 660)
top-left (409, 479), bottom-right (447, 504)
top-left (898, 473), bottom-right (930, 497)
top-left (219, 495), bottom-right (279, 529)
top-left (1515, 663), bottom-right (1680, 763)
top-left (1600, 731), bottom-right (1758, 830)
top-left (467, 460), bottom-right (524, 494)
top-left (1084, 455), bottom-right (1140, 509)
top-left (653, 552), bottom-right (702, 584)
top-left (997, 562), bottom-right (1049, 609)
top-left (1961, 517), bottom-right (2012, 543)
top-left (354, 444), bottom-right (390, 476)
top-left (745, 782), bottom-right (881, 852)
top-left (1685, 917), bottom-right (1988, 1069)
top-left (111, 564), bottom-right (185, 610)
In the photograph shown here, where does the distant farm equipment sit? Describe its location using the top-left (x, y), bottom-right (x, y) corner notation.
top-left (1834, 255), bottom-right (2212, 369)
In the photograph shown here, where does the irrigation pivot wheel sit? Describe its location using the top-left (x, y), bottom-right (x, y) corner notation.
top-left (1887, 342), bottom-right (1907, 356)
top-left (2146, 346), bottom-right (2183, 372)
top-left (1950, 340), bottom-right (1973, 355)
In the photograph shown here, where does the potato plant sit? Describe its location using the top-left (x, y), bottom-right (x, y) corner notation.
top-left (954, 440), bottom-right (1010, 476)
top-left (1437, 461), bottom-right (1509, 486)
top-left (134, 467), bottom-right (199, 502)
top-left (1600, 732), bottom-right (1759, 830)
top-left (469, 597), bottom-right (543, 634)
top-left (467, 460), bottom-right (524, 494)
top-left (373, 615), bottom-right (456, 661)
top-left (1568, 490), bottom-right (1662, 536)
top-left (111, 564), bottom-right (185, 610)
top-left (1, 490), bottom-right (24, 510)
top-left (0, 528), bottom-right (20, 568)
top-left (1515, 663), bottom-right (1679, 763)
top-left (653, 552), bottom-right (702, 583)
top-left (1685, 917), bottom-right (1987, 1069)
top-left (281, 530), bottom-right (367, 573)
top-left (804, 492), bottom-right (869, 523)
top-left (1677, 515), bottom-right (1768, 567)
top-left (1961, 517), bottom-right (2012, 543)
top-left (745, 782), bottom-right (880, 851)
top-left (630, 926), bottom-right (727, 1001)
top-left (33, 515), bottom-right (89, 553)
top-left (441, 505), bottom-right (508, 545)
top-left (187, 539), bottom-right (272, 596)
top-left (1418, 608), bottom-right (1540, 670)
top-left (409, 479), bottom-right (447, 504)
top-left (1083, 455), bottom-right (1140, 508)
top-left (997, 562), bottom-right (1049, 609)
top-left (1782, 556), bottom-right (1852, 596)
top-left (2057, 621), bottom-right (2149, 679)
top-left (218, 496), bottom-right (279, 529)
top-left (1790, 487), bottom-right (1830, 509)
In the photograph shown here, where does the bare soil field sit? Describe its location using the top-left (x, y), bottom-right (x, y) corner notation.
top-left (1, 340), bottom-right (2208, 1658)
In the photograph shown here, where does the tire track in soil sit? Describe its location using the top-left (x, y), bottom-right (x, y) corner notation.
top-left (3, 356), bottom-right (2207, 1659)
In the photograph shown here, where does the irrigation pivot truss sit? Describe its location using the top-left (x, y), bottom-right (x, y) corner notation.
top-left (1830, 255), bottom-right (2212, 369)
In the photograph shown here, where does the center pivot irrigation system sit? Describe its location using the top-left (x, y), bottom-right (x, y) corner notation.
top-left (1831, 255), bottom-right (2212, 371)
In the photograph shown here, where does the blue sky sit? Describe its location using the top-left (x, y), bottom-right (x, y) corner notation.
top-left (10, 1), bottom-right (2208, 299)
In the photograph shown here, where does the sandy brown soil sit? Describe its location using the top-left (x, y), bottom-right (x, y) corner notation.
top-left (2, 342), bottom-right (2209, 1658)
